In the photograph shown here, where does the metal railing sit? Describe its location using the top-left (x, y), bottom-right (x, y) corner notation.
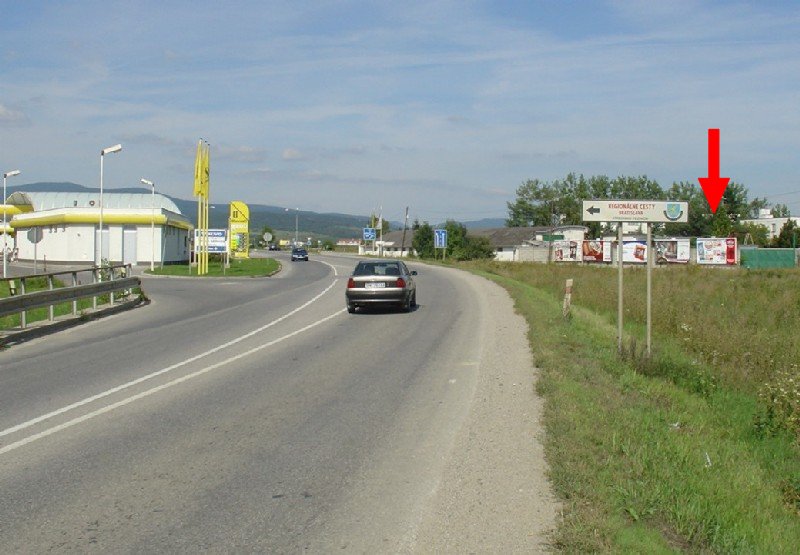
top-left (0, 264), bottom-right (142, 329)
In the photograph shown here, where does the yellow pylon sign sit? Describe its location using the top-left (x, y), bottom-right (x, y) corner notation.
top-left (229, 200), bottom-right (249, 259)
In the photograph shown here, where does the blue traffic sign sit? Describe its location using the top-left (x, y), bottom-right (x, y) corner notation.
top-left (363, 227), bottom-right (377, 241)
top-left (434, 229), bottom-right (448, 249)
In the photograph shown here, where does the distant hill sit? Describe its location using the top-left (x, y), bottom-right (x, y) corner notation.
top-left (8, 182), bottom-right (506, 239)
top-left (7, 182), bottom-right (383, 240)
top-left (461, 218), bottom-right (507, 229)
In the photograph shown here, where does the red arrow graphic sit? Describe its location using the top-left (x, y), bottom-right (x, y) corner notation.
top-left (698, 128), bottom-right (730, 213)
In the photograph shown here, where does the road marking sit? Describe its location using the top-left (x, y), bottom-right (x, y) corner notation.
top-left (318, 259), bottom-right (338, 276)
top-left (0, 308), bottom-right (346, 456)
top-left (0, 279), bottom-right (340, 441)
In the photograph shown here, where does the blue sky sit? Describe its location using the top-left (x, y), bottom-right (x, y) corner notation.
top-left (2, 0), bottom-right (799, 224)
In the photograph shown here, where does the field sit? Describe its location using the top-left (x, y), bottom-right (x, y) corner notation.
top-left (463, 260), bottom-right (800, 552)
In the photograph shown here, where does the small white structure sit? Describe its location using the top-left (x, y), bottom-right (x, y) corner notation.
top-left (740, 209), bottom-right (800, 241)
top-left (6, 191), bottom-right (192, 265)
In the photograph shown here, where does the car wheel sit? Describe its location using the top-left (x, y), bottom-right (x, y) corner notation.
top-left (347, 303), bottom-right (356, 314)
top-left (402, 295), bottom-right (412, 313)
top-left (410, 291), bottom-right (417, 308)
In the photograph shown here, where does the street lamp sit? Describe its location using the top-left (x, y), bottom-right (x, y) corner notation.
top-left (99, 144), bottom-right (122, 267)
top-left (2, 169), bottom-right (21, 278)
top-left (285, 207), bottom-right (299, 245)
top-left (141, 178), bottom-right (155, 271)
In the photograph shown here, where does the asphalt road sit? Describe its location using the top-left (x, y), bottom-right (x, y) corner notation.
top-left (0, 252), bottom-right (557, 552)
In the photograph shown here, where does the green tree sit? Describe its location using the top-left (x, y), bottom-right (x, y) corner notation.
top-left (461, 236), bottom-right (495, 260)
top-left (412, 222), bottom-right (434, 258)
top-left (368, 214), bottom-right (391, 234)
top-left (772, 204), bottom-right (791, 218)
top-left (443, 220), bottom-right (468, 258)
top-left (771, 219), bottom-right (799, 248)
top-left (507, 173), bottom-right (663, 237)
top-left (741, 222), bottom-right (770, 247)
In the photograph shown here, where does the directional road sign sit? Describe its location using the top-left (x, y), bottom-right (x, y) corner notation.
top-left (363, 227), bottom-right (377, 241)
top-left (434, 229), bottom-right (448, 249)
top-left (582, 200), bottom-right (688, 223)
top-left (194, 229), bottom-right (228, 253)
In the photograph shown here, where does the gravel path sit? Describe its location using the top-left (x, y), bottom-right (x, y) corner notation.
top-left (411, 269), bottom-right (560, 552)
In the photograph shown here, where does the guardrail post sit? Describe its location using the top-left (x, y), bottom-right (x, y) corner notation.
top-left (72, 272), bottom-right (78, 316)
top-left (48, 274), bottom-right (55, 321)
top-left (92, 267), bottom-right (98, 310)
top-left (19, 277), bottom-right (27, 329)
top-left (110, 266), bottom-right (115, 306)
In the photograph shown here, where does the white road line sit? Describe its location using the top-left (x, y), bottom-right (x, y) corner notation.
top-left (0, 308), bottom-right (346, 456)
top-left (0, 279), bottom-right (340, 440)
top-left (318, 259), bottom-right (339, 276)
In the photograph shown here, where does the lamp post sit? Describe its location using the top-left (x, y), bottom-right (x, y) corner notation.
top-left (99, 144), bottom-right (122, 268)
top-left (285, 207), bottom-right (299, 245)
top-left (2, 169), bottom-right (21, 278)
top-left (141, 178), bottom-right (155, 271)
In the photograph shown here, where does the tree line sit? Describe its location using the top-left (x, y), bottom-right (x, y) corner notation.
top-left (505, 173), bottom-right (796, 247)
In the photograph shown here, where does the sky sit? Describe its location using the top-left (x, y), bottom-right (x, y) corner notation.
top-left (1, 0), bottom-right (799, 224)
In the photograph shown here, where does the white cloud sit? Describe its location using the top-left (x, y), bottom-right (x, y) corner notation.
top-left (0, 104), bottom-right (28, 126)
top-left (282, 148), bottom-right (303, 160)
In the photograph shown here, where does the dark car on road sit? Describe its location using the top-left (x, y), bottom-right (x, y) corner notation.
top-left (345, 259), bottom-right (417, 313)
top-left (291, 247), bottom-right (308, 261)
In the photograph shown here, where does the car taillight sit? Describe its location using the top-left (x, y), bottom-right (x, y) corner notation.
top-left (395, 277), bottom-right (406, 288)
top-left (347, 278), bottom-right (356, 288)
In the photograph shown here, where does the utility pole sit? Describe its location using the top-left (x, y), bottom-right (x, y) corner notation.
top-left (400, 206), bottom-right (409, 257)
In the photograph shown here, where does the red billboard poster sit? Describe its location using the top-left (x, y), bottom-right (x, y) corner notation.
top-left (697, 237), bottom-right (737, 265)
top-left (582, 240), bottom-right (610, 262)
top-left (554, 240), bottom-right (580, 262)
top-left (654, 238), bottom-right (691, 264)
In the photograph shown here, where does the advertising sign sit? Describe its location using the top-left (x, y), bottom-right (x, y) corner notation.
top-left (622, 240), bottom-right (648, 263)
top-left (582, 240), bottom-right (612, 262)
top-left (553, 240), bottom-right (580, 262)
top-left (229, 201), bottom-right (250, 259)
top-left (697, 237), bottom-right (737, 265)
top-left (194, 229), bottom-right (228, 253)
top-left (654, 238), bottom-right (691, 264)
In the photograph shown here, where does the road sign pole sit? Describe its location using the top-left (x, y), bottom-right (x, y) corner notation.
top-left (618, 223), bottom-right (623, 354)
top-left (646, 222), bottom-right (652, 358)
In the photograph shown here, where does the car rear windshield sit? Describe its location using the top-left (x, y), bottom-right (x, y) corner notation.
top-left (353, 262), bottom-right (401, 276)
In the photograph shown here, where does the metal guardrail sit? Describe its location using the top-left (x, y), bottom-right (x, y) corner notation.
top-left (0, 264), bottom-right (142, 329)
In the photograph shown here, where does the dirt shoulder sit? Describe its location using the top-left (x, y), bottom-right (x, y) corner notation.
top-left (412, 270), bottom-right (560, 552)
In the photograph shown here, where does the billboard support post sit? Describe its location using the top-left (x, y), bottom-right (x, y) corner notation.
top-left (646, 222), bottom-right (652, 357)
top-left (617, 223), bottom-right (623, 354)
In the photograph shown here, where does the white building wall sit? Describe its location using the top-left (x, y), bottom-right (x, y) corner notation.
top-left (14, 223), bottom-right (189, 265)
top-left (15, 224), bottom-right (96, 263)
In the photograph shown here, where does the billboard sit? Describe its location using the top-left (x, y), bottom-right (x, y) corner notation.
top-left (229, 201), bottom-right (250, 259)
top-left (697, 237), bottom-right (737, 265)
top-left (582, 240), bottom-right (612, 263)
top-left (654, 238), bottom-right (691, 264)
top-left (553, 240), bottom-right (580, 262)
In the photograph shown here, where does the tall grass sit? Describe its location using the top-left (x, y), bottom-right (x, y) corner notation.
top-left (464, 261), bottom-right (800, 552)
top-left (469, 263), bottom-right (800, 393)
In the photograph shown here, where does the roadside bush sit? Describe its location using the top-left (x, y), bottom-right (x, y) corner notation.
top-left (756, 365), bottom-right (800, 442)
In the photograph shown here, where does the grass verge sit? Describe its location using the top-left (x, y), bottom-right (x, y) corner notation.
top-left (467, 264), bottom-right (800, 553)
top-left (147, 257), bottom-right (280, 277)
